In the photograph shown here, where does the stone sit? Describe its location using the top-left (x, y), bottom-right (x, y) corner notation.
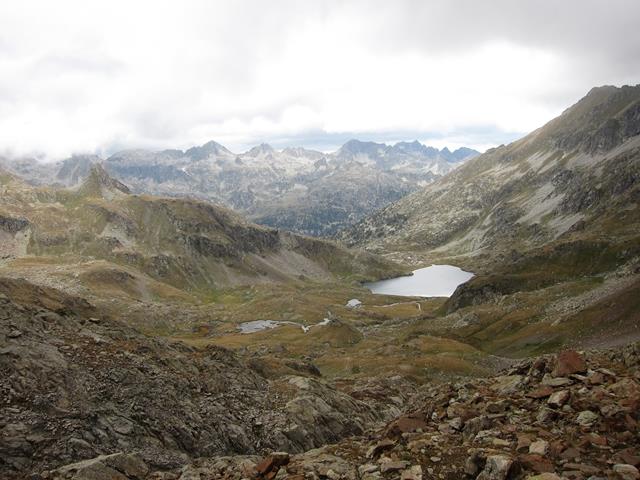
top-left (463, 415), bottom-right (493, 438)
top-left (548, 390), bottom-right (570, 408)
top-left (477, 455), bottom-right (513, 480)
top-left (542, 376), bottom-right (573, 387)
top-left (530, 440), bottom-right (550, 456)
top-left (255, 452), bottom-right (290, 478)
top-left (527, 474), bottom-right (564, 480)
top-left (386, 413), bottom-right (428, 435)
top-left (613, 464), bottom-right (640, 480)
top-left (552, 351), bottom-right (587, 377)
top-left (7, 329), bottom-right (23, 338)
top-left (587, 371), bottom-right (605, 385)
top-left (492, 375), bottom-right (525, 395)
top-left (487, 399), bottom-right (510, 413)
top-left (537, 407), bottom-right (558, 424)
top-left (104, 453), bottom-right (149, 479)
top-left (51, 453), bottom-right (147, 480)
top-left (465, 451), bottom-right (485, 477)
top-left (358, 464), bottom-right (379, 475)
top-left (367, 438), bottom-right (395, 458)
top-left (517, 434), bottom-right (533, 452)
top-left (614, 449), bottom-right (640, 467)
top-left (401, 465), bottom-right (423, 480)
top-left (380, 460), bottom-right (410, 473)
top-left (518, 454), bottom-right (555, 473)
top-left (527, 386), bottom-right (554, 398)
top-left (576, 410), bottom-right (599, 426)
top-left (609, 379), bottom-right (640, 398)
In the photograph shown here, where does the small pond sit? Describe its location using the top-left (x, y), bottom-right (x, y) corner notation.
top-left (364, 265), bottom-right (474, 297)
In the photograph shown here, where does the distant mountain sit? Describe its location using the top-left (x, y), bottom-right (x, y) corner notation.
top-left (2, 140), bottom-right (478, 237)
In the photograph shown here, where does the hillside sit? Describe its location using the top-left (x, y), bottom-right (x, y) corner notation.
top-left (340, 85), bottom-right (640, 354)
top-left (342, 85), bottom-right (640, 262)
top-left (0, 140), bottom-right (477, 237)
top-left (0, 164), bottom-right (400, 296)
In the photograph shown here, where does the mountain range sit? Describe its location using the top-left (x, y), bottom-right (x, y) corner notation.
top-left (0, 140), bottom-right (478, 237)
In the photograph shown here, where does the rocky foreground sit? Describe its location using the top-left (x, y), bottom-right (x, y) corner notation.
top-left (37, 348), bottom-right (640, 479)
top-left (1, 277), bottom-right (639, 480)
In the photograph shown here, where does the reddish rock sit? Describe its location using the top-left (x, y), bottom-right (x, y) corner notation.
top-left (518, 454), bottom-right (555, 473)
top-left (578, 433), bottom-right (607, 447)
top-left (552, 351), bottom-right (587, 377)
top-left (531, 357), bottom-right (548, 374)
top-left (386, 413), bottom-right (428, 437)
top-left (559, 447), bottom-right (581, 461)
top-left (614, 448), bottom-right (640, 467)
top-left (516, 434), bottom-right (533, 453)
top-left (255, 452), bottom-right (290, 479)
top-left (527, 386), bottom-right (554, 399)
top-left (588, 372), bottom-right (605, 385)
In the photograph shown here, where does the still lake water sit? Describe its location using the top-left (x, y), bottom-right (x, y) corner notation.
top-left (364, 265), bottom-right (474, 297)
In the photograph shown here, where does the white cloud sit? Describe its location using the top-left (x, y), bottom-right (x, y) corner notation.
top-left (0, 0), bottom-right (638, 158)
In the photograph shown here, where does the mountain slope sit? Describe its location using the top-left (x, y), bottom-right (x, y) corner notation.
top-left (342, 85), bottom-right (640, 264)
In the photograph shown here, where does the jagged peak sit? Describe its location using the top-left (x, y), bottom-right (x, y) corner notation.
top-left (77, 163), bottom-right (130, 198)
top-left (337, 139), bottom-right (387, 158)
top-left (246, 143), bottom-right (275, 156)
top-left (185, 140), bottom-right (233, 161)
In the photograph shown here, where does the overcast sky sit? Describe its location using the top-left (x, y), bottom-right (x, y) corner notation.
top-left (1, 0), bottom-right (639, 159)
